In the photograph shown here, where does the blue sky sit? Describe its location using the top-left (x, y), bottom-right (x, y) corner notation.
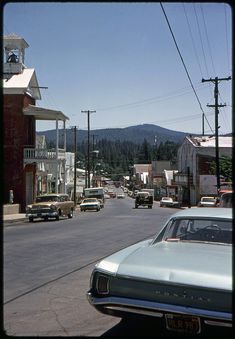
top-left (3, 2), bottom-right (232, 134)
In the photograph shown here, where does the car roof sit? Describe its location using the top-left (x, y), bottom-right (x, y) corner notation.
top-left (170, 207), bottom-right (232, 219)
top-left (37, 193), bottom-right (68, 197)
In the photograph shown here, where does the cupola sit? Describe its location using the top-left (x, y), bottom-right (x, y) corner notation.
top-left (3, 33), bottom-right (29, 76)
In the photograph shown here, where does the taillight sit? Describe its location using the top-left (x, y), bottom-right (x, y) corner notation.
top-left (96, 274), bottom-right (109, 294)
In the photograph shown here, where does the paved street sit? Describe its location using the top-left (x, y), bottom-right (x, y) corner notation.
top-left (3, 195), bottom-right (176, 336)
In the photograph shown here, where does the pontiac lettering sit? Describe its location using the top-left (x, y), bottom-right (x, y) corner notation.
top-left (155, 289), bottom-right (211, 302)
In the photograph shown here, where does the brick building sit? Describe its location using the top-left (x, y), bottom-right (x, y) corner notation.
top-left (3, 34), bottom-right (68, 212)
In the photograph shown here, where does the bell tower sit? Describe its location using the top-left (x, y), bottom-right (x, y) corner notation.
top-left (3, 33), bottom-right (29, 76)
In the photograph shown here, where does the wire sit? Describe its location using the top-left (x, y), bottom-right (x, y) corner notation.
top-left (160, 3), bottom-right (214, 134)
top-left (182, 4), bottom-right (203, 78)
top-left (96, 84), bottom-right (204, 111)
top-left (193, 4), bottom-right (210, 79)
top-left (224, 4), bottom-right (231, 74)
top-left (200, 4), bottom-right (217, 76)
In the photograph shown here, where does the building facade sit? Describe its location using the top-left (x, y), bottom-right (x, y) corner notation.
top-left (3, 34), bottom-right (69, 211)
top-left (176, 135), bottom-right (232, 205)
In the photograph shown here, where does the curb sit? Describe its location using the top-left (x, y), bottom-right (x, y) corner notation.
top-left (3, 209), bottom-right (81, 225)
top-left (3, 218), bottom-right (28, 225)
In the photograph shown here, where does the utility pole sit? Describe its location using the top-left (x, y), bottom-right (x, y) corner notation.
top-left (202, 113), bottom-right (205, 136)
top-left (81, 110), bottom-right (96, 187)
top-left (92, 134), bottom-right (98, 178)
top-left (202, 76), bottom-right (231, 193)
top-left (71, 126), bottom-right (78, 207)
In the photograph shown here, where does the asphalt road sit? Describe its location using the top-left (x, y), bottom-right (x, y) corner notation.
top-left (3, 194), bottom-right (177, 336)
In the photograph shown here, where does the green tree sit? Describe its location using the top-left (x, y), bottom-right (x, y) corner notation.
top-left (209, 156), bottom-right (232, 181)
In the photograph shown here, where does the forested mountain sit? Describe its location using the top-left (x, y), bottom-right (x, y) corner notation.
top-left (38, 124), bottom-right (186, 180)
top-left (37, 123), bottom-right (189, 146)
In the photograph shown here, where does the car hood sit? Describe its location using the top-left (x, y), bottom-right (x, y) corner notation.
top-left (97, 241), bottom-right (232, 290)
top-left (28, 202), bottom-right (54, 208)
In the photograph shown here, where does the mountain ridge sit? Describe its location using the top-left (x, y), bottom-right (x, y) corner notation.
top-left (37, 123), bottom-right (194, 146)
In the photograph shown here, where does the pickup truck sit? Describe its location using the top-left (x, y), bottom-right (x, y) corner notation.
top-left (26, 194), bottom-right (74, 222)
top-left (135, 191), bottom-right (153, 209)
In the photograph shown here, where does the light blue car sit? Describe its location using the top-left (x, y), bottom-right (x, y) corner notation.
top-left (87, 208), bottom-right (232, 336)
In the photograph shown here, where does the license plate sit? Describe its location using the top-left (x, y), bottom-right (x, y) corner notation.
top-left (165, 314), bottom-right (201, 334)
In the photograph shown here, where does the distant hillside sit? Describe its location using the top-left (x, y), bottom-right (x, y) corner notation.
top-left (37, 124), bottom-right (191, 147)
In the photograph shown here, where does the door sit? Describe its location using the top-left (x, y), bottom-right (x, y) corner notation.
top-left (26, 171), bottom-right (34, 206)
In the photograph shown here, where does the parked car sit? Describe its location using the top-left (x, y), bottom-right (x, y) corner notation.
top-left (198, 196), bottom-right (218, 207)
top-left (26, 194), bottom-right (74, 222)
top-left (87, 208), bottom-right (232, 336)
top-left (80, 198), bottom-right (101, 212)
top-left (160, 196), bottom-right (180, 208)
top-left (219, 192), bottom-right (233, 208)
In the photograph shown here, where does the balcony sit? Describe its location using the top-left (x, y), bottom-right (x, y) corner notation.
top-left (24, 147), bottom-right (66, 164)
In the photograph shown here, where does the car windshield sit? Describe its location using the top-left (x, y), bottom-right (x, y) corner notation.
top-left (162, 218), bottom-right (232, 244)
top-left (36, 196), bottom-right (59, 202)
top-left (201, 197), bottom-right (216, 202)
top-left (83, 198), bottom-right (97, 203)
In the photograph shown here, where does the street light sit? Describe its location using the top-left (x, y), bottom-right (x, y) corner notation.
top-left (70, 126), bottom-right (78, 207)
top-left (81, 110), bottom-right (96, 188)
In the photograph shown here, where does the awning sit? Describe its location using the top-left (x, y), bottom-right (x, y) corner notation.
top-left (23, 104), bottom-right (69, 121)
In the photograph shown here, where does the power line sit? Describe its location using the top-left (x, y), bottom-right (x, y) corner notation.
top-left (200, 4), bottom-right (216, 76)
top-left (182, 3), bottom-right (203, 78)
top-left (160, 2), bottom-right (214, 134)
top-left (193, 4), bottom-right (210, 79)
top-left (223, 4), bottom-right (231, 74)
top-left (96, 84), bottom-right (204, 112)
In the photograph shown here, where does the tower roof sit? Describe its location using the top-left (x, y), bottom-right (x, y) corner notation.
top-left (4, 33), bottom-right (29, 50)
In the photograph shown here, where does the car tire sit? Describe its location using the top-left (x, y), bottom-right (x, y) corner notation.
top-left (68, 208), bottom-right (73, 218)
top-left (29, 217), bottom-right (34, 222)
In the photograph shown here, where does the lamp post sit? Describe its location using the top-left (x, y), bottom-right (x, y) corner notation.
top-left (71, 126), bottom-right (78, 207)
top-left (81, 110), bottom-right (96, 188)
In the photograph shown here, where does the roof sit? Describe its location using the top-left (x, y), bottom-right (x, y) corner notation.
top-left (170, 207), bottom-right (232, 219)
top-left (188, 136), bottom-right (232, 148)
top-left (134, 164), bottom-right (151, 173)
top-left (3, 68), bottom-right (41, 100)
top-left (23, 105), bottom-right (69, 121)
top-left (4, 33), bottom-right (29, 49)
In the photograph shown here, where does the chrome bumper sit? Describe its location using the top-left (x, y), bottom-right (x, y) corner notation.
top-left (26, 211), bottom-right (58, 218)
top-left (87, 293), bottom-right (232, 327)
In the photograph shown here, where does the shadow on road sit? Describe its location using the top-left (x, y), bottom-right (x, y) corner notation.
top-left (100, 318), bottom-right (171, 337)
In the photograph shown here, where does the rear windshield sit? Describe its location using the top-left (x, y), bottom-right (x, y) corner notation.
top-left (36, 196), bottom-right (59, 202)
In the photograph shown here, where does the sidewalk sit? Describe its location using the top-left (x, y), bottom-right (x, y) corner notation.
top-left (3, 207), bottom-right (81, 224)
top-left (3, 213), bottom-right (28, 224)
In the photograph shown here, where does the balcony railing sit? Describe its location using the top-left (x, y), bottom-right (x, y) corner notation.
top-left (24, 148), bottom-right (66, 162)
